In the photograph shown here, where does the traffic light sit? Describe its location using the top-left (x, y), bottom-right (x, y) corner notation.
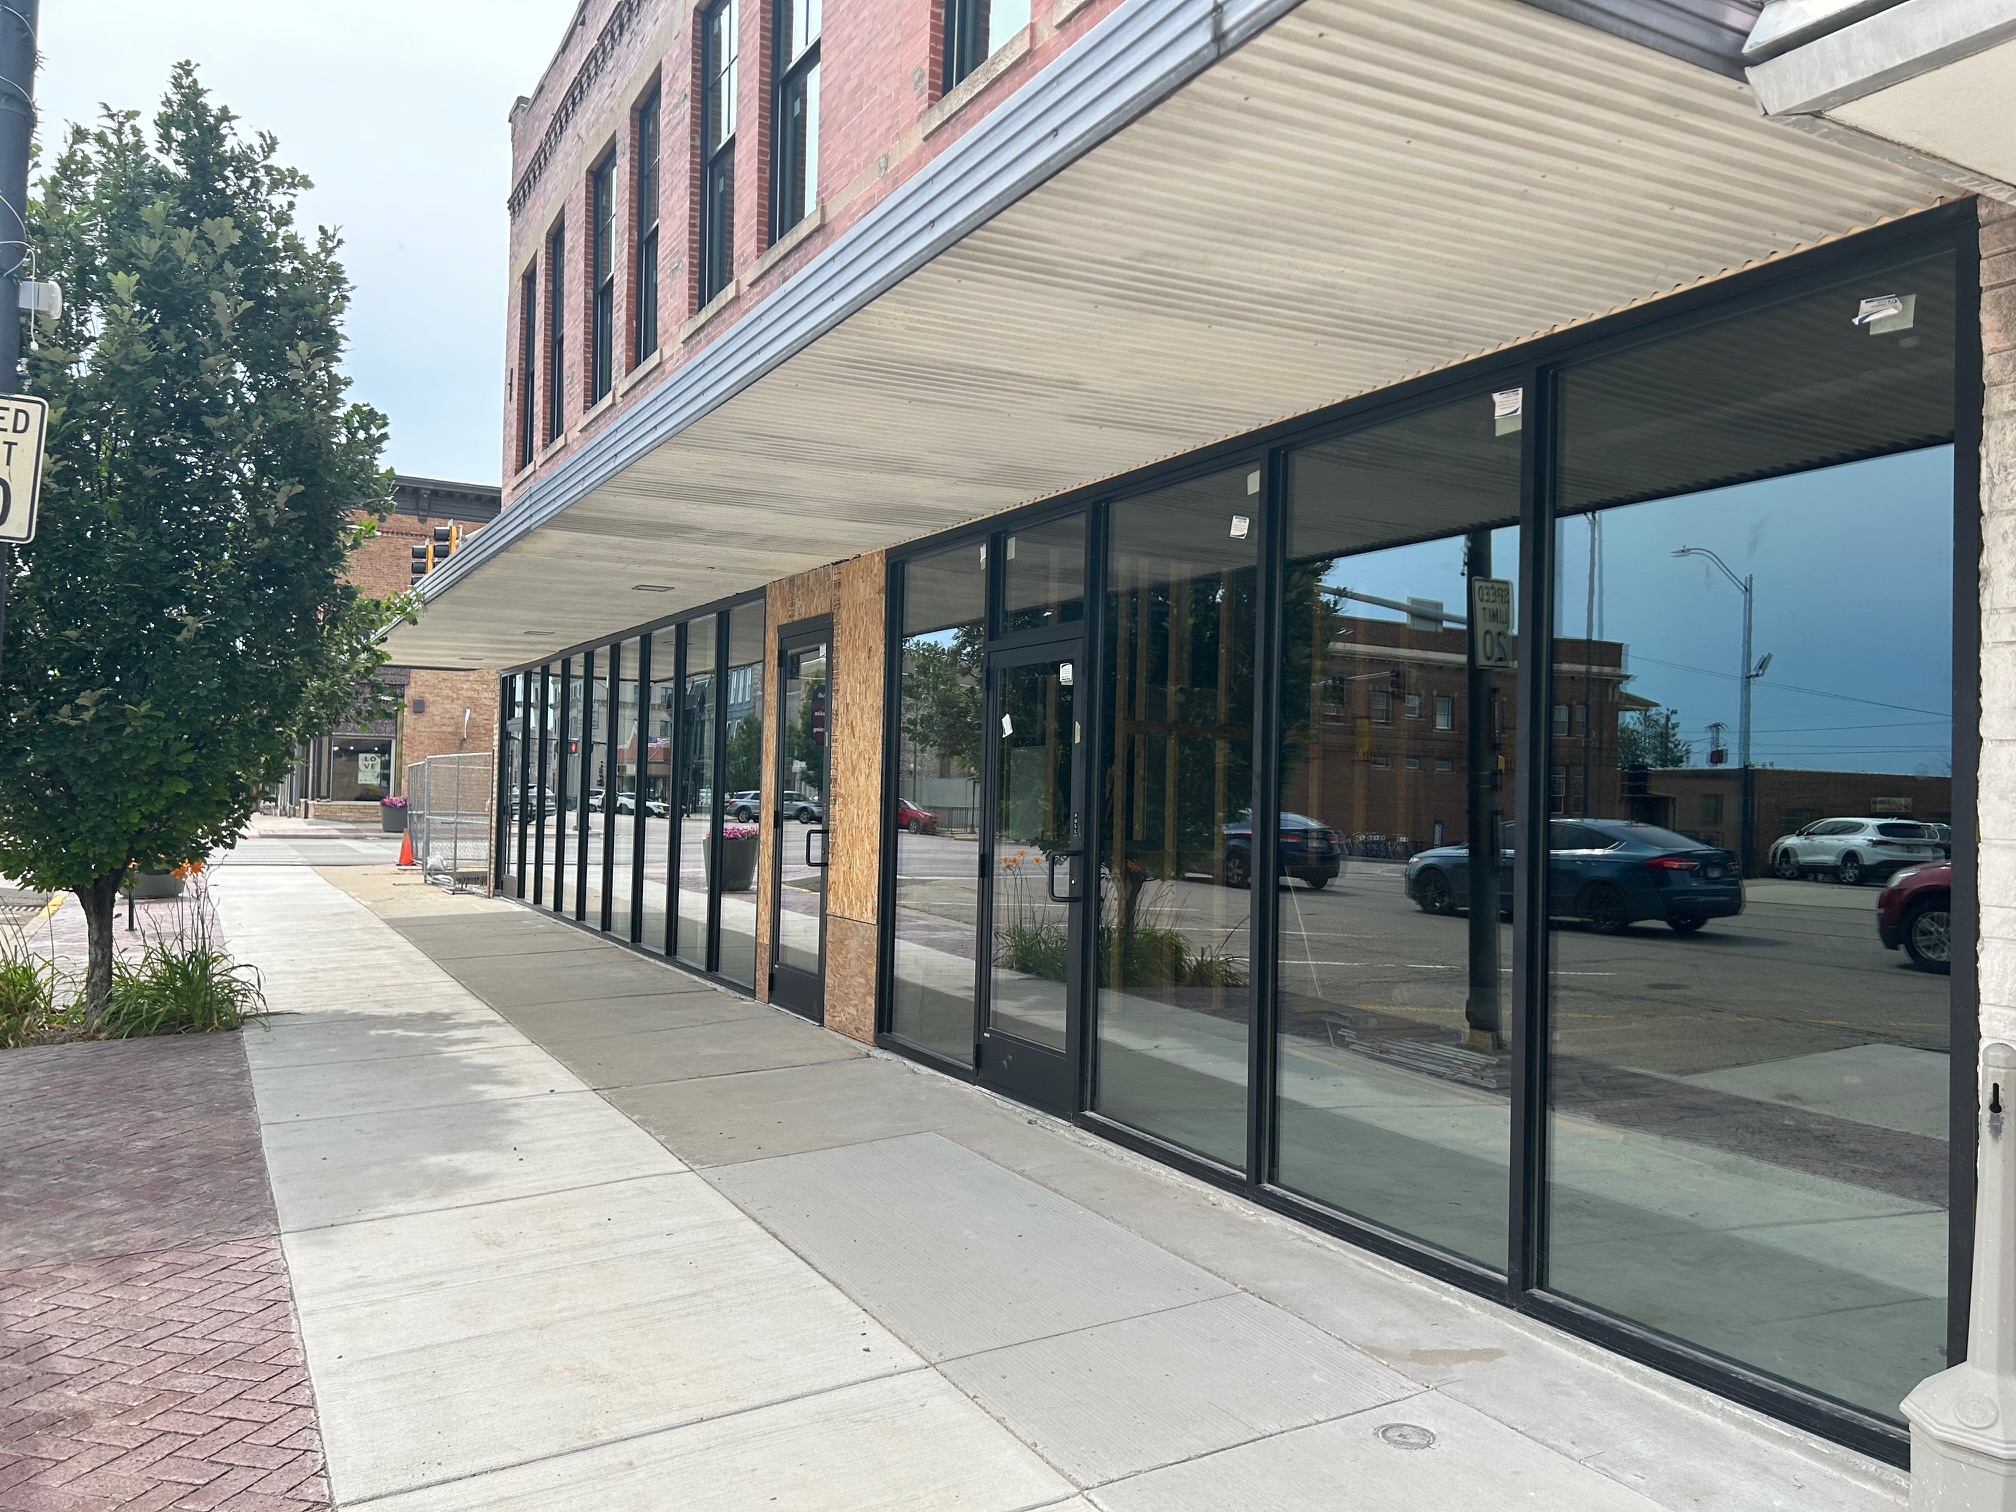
top-left (409, 522), bottom-right (465, 586)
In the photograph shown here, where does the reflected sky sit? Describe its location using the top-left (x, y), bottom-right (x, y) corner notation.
top-left (1331, 447), bottom-right (1953, 776)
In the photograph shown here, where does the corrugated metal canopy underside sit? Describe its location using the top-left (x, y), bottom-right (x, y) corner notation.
top-left (390, 0), bottom-right (1951, 670)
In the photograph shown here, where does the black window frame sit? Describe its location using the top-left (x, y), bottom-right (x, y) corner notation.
top-left (517, 264), bottom-right (537, 471)
top-left (769, 0), bottom-right (820, 244)
top-left (698, 0), bottom-right (739, 307)
top-left (544, 219), bottom-right (566, 444)
top-left (590, 150), bottom-right (618, 404)
top-left (635, 84), bottom-right (662, 361)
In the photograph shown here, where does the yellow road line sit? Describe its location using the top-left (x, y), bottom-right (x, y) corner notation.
top-left (35, 893), bottom-right (62, 922)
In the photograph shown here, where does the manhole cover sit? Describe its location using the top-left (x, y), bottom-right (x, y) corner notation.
top-left (1376, 1423), bottom-right (1437, 1451)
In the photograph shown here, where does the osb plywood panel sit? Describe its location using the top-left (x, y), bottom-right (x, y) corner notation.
top-left (827, 552), bottom-right (886, 926)
top-left (756, 566), bottom-right (838, 999)
top-left (823, 914), bottom-right (877, 1045)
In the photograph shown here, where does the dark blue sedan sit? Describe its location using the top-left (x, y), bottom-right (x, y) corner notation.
top-left (1403, 818), bottom-right (1744, 934)
top-left (1224, 812), bottom-right (1343, 890)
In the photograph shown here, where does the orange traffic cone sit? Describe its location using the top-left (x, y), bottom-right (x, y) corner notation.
top-left (397, 829), bottom-right (415, 868)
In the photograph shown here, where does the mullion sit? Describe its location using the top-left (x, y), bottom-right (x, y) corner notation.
top-left (601, 644), bottom-right (621, 932)
top-left (664, 622), bottom-right (684, 955)
top-left (532, 666), bottom-right (552, 905)
top-left (630, 635), bottom-right (653, 941)
top-left (1248, 450), bottom-right (1287, 1190)
top-left (591, 154), bottom-right (616, 402)
top-left (706, 615), bottom-right (728, 973)
top-left (513, 672), bottom-right (533, 898)
top-left (575, 648), bottom-right (595, 921)
top-left (553, 659), bottom-right (573, 912)
top-left (493, 678), bottom-right (514, 893)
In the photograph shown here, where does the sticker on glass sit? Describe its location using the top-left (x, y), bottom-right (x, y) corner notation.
top-left (1492, 388), bottom-right (1523, 437)
top-left (1853, 293), bottom-right (1915, 335)
top-left (1246, 470), bottom-right (1261, 496)
top-left (1230, 515), bottom-right (1250, 540)
top-left (1059, 662), bottom-right (1074, 686)
top-left (1001, 714), bottom-right (1014, 736)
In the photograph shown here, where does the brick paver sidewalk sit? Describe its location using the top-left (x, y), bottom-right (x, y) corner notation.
top-left (0, 1040), bottom-right (331, 1512)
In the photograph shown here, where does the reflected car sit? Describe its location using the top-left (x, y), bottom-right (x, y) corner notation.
top-left (509, 786), bottom-right (558, 817)
top-left (586, 789), bottom-right (637, 815)
top-left (1878, 860), bottom-right (1951, 974)
top-left (778, 789), bottom-right (825, 823)
top-left (726, 790), bottom-right (762, 822)
top-left (896, 798), bottom-right (937, 835)
top-left (1223, 812), bottom-right (1343, 890)
top-left (1404, 818), bottom-right (1743, 934)
top-left (1769, 816), bottom-right (1947, 886)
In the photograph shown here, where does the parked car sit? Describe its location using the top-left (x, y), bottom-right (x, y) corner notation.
top-left (1404, 818), bottom-right (1743, 934)
top-left (777, 789), bottom-right (825, 823)
top-left (1878, 860), bottom-right (1951, 973)
top-left (1769, 817), bottom-right (1947, 886)
top-left (895, 798), bottom-right (937, 835)
top-left (1223, 812), bottom-right (1343, 890)
top-left (644, 797), bottom-right (670, 820)
top-left (726, 790), bottom-right (763, 822)
top-left (586, 789), bottom-right (638, 815)
top-left (510, 786), bottom-right (558, 817)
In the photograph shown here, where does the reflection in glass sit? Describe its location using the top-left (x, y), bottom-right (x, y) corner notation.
top-left (677, 616), bottom-right (717, 969)
top-left (775, 634), bottom-right (829, 983)
top-left (641, 630), bottom-right (679, 953)
top-left (572, 650), bottom-right (595, 918)
top-left (890, 544), bottom-right (985, 1063)
top-left (720, 605), bottom-right (765, 988)
top-left (1096, 466), bottom-right (1258, 1168)
top-left (1002, 514), bottom-right (1084, 634)
top-left (1275, 397), bottom-right (1520, 1268)
top-left (1544, 252), bottom-right (1956, 1420)
top-left (989, 659), bottom-right (1073, 1052)
top-left (502, 674), bottom-right (523, 895)
top-left (582, 652), bottom-right (613, 930)
top-left (609, 641), bottom-right (642, 940)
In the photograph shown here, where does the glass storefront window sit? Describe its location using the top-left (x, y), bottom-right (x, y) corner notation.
top-left (553, 657), bottom-right (583, 914)
top-left (608, 641), bottom-right (642, 939)
top-left (1545, 250), bottom-right (1957, 1419)
top-left (890, 543), bottom-right (986, 1063)
top-left (1096, 465), bottom-right (1260, 1169)
top-left (677, 615), bottom-right (718, 969)
top-left (642, 629), bottom-right (679, 952)
top-left (1275, 394), bottom-right (1521, 1268)
top-left (1001, 513), bottom-right (1084, 635)
top-left (501, 675), bottom-right (523, 895)
top-left (582, 655), bottom-right (614, 929)
top-left (719, 604), bottom-right (766, 988)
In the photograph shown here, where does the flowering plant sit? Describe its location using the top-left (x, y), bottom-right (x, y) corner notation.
top-left (380, 796), bottom-right (409, 808)
top-left (720, 822), bottom-right (759, 841)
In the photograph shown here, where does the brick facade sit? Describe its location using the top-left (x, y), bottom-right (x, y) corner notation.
top-left (502, 0), bottom-right (1128, 494)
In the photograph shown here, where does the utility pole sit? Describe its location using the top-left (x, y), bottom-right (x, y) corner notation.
top-left (0, 0), bottom-right (36, 672)
top-left (1674, 546), bottom-right (1766, 875)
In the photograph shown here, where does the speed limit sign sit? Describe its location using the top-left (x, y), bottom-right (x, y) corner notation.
top-left (0, 393), bottom-right (48, 545)
top-left (1470, 577), bottom-right (1513, 669)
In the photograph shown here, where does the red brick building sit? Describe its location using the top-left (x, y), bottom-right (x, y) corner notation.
top-left (287, 477), bottom-right (502, 815)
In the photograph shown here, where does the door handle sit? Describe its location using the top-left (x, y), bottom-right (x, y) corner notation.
top-left (806, 827), bottom-right (828, 868)
top-left (1047, 849), bottom-right (1083, 903)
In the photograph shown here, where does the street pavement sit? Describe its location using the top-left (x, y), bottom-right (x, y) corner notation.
top-left (188, 857), bottom-right (1910, 1510)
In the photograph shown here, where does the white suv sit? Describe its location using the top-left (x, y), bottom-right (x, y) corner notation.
top-left (1770, 817), bottom-right (1948, 886)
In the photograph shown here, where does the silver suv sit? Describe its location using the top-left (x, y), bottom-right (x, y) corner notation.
top-left (1770, 817), bottom-right (1947, 886)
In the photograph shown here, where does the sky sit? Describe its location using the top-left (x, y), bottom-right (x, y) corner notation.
top-left (38, 1), bottom-right (571, 485)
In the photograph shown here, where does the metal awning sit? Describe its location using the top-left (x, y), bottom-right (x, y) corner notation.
top-left (389, 0), bottom-right (1951, 671)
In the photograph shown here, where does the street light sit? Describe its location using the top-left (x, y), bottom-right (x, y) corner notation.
top-left (1673, 546), bottom-right (1769, 874)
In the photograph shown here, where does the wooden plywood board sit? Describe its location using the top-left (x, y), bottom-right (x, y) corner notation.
top-left (822, 914), bottom-right (878, 1045)
top-left (827, 552), bottom-right (887, 926)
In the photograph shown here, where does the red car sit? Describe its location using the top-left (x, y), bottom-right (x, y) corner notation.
top-left (1877, 860), bottom-right (1951, 974)
top-left (895, 798), bottom-right (937, 835)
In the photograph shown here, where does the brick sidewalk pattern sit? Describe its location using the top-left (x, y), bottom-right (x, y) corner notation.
top-left (0, 1235), bottom-right (329, 1511)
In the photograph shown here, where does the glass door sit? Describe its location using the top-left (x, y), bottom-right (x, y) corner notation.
top-left (979, 640), bottom-right (1084, 1110)
top-left (771, 626), bottom-right (831, 1018)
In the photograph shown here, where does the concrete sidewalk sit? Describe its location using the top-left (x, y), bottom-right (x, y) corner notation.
top-left (211, 864), bottom-right (1909, 1511)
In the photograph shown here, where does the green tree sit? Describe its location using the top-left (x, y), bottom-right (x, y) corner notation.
top-left (899, 628), bottom-right (982, 780)
top-left (1618, 705), bottom-right (1692, 770)
top-left (0, 67), bottom-right (398, 1017)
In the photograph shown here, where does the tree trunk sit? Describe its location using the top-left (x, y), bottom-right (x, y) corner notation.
top-left (77, 874), bottom-right (121, 1027)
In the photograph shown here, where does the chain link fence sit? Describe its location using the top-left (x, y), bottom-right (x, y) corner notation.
top-left (405, 753), bottom-right (495, 894)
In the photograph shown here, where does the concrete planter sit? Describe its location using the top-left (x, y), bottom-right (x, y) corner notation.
top-left (708, 834), bottom-right (759, 892)
top-left (132, 870), bottom-right (184, 900)
top-left (381, 806), bottom-right (408, 833)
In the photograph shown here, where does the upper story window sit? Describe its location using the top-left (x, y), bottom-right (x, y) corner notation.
top-left (944, 0), bottom-right (1029, 90)
top-left (517, 265), bottom-right (537, 471)
top-left (770, 0), bottom-right (820, 242)
top-left (545, 219), bottom-right (566, 444)
top-left (635, 85), bottom-right (661, 360)
top-left (590, 152), bottom-right (617, 403)
top-left (699, 0), bottom-right (738, 306)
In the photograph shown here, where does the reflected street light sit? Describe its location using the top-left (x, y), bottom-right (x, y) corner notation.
top-left (1673, 547), bottom-right (1769, 875)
